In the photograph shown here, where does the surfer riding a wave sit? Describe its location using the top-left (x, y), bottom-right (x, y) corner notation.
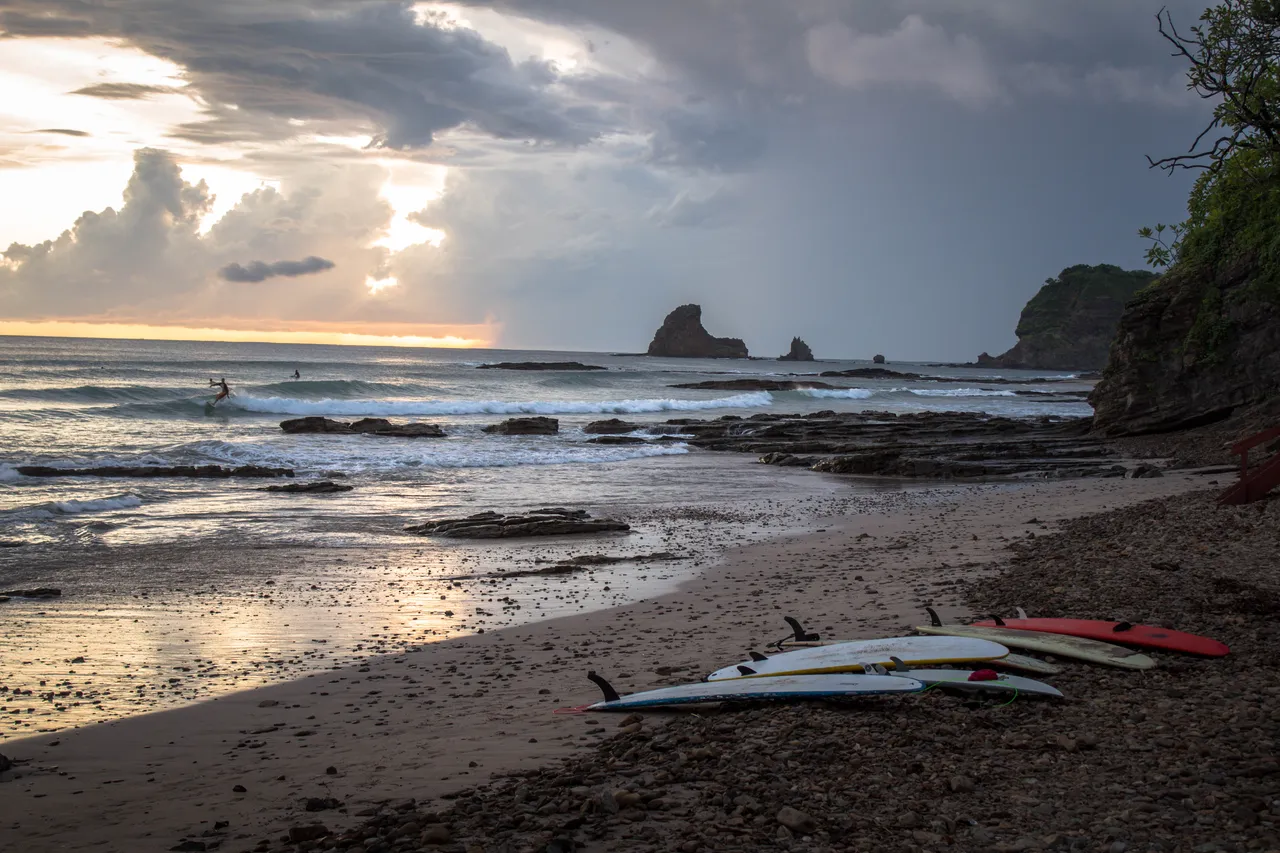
top-left (208, 377), bottom-right (231, 406)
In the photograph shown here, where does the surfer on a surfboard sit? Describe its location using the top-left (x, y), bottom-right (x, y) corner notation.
top-left (293, 369), bottom-right (300, 380)
top-left (208, 377), bottom-right (231, 406)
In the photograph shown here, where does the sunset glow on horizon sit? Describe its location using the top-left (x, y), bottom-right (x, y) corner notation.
top-left (0, 320), bottom-right (495, 349)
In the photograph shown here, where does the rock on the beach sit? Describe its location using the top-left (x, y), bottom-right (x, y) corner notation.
top-left (0, 753), bottom-right (11, 773)
top-left (258, 481), bottom-right (354, 494)
top-left (584, 418), bottom-right (642, 434)
top-left (279, 416), bottom-right (351, 434)
top-left (482, 417), bottom-right (559, 435)
top-left (1, 588), bottom-right (62, 599)
top-left (287, 825), bottom-right (330, 844)
top-left (476, 361), bottom-right (606, 371)
top-left (405, 508), bottom-right (629, 539)
top-left (587, 436), bottom-right (647, 445)
top-left (777, 806), bottom-right (817, 835)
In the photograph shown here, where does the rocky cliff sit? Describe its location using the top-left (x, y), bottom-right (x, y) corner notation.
top-left (646, 304), bottom-right (748, 358)
top-left (977, 265), bottom-right (1158, 371)
top-left (778, 337), bottom-right (814, 361)
top-left (1091, 255), bottom-right (1280, 435)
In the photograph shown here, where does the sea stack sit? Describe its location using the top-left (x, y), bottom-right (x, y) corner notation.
top-left (873, 354), bottom-right (886, 364)
top-left (646, 304), bottom-right (748, 358)
top-left (778, 337), bottom-right (814, 361)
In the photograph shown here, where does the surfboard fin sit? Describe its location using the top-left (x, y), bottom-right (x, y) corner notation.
top-left (784, 616), bottom-right (820, 643)
top-left (749, 651), bottom-right (768, 662)
top-left (737, 665), bottom-right (757, 676)
top-left (1112, 621), bottom-right (1134, 633)
top-left (889, 656), bottom-right (910, 673)
top-left (988, 614), bottom-right (1007, 627)
top-left (925, 607), bottom-right (943, 627)
top-left (587, 671), bottom-right (621, 703)
top-left (1015, 607), bottom-right (1028, 619)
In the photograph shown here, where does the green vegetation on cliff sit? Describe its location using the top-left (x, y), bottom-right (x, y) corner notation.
top-left (977, 264), bottom-right (1156, 371)
top-left (1092, 1), bottom-right (1280, 434)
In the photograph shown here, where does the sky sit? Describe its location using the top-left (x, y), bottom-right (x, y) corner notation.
top-left (0, 0), bottom-right (1211, 359)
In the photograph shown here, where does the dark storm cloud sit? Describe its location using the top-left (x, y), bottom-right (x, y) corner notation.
top-left (218, 256), bottom-right (336, 283)
top-left (0, 0), bottom-right (613, 149)
top-left (71, 83), bottom-right (179, 100)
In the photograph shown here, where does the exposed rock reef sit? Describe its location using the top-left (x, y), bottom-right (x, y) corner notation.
top-left (777, 337), bottom-right (814, 361)
top-left (646, 304), bottom-right (748, 359)
top-left (1092, 256), bottom-right (1280, 434)
top-left (668, 379), bottom-right (839, 391)
top-left (483, 417), bottom-right (559, 435)
top-left (279, 417), bottom-right (445, 437)
top-left (258, 481), bottom-right (353, 494)
top-left (476, 362), bottom-right (606, 371)
top-left (668, 411), bottom-right (1125, 478)
top-left (819, 367), bottom-right (918, 380)
top-left (15, 465), bottom-right (292, 479)
top-left (405, 508), bottom-right (630, 539)
top-left (977, 264), bottom-right (1157, 371)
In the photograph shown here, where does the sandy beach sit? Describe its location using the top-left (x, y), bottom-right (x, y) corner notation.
top-left (0, 470), bottom-right (1212, 852)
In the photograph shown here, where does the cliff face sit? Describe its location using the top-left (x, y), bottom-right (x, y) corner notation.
top-left (778, 337), bottom-right (814, 361)
top-left (1091, 255), bottom-right (1280, 435)
top-left (646, 304), bottom-right (748, 358)
top-left (978, 265), bottom-right (1158, 371)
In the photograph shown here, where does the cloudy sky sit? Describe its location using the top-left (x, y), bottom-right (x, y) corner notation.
top-left (0, 0), bottom-right (1209, 358)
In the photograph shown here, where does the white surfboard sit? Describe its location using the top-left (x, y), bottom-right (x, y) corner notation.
top-left (706, 635), bottom-right (1008, 682)
top-left (915, 624), bottom-right (1156, 670)
top-left (587, 672), bottom-right (925, 711)
top-left (772, 641), bottom-right (1060, 676)
top-left (884, 667), bottom-right (1062, 698)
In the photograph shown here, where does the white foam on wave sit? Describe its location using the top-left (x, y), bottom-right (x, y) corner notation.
top-left (797, 388), bottom-right (875, 400)
top-left (908, 388), bottom-right (1016, 398)
top-left (228, 392), bottom-right (772, 417)
top-left (53, 494), bottom-right (143, 514)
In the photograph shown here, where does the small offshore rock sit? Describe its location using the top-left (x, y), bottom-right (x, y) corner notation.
top-left (482, 416), bottom-right (559, 435)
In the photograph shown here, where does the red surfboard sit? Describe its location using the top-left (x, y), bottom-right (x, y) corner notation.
top-left (972, 617), bottom-right (1229, 657)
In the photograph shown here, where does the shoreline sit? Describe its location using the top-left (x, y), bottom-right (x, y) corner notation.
top-left (0, 471), bottom-right (1212, 852)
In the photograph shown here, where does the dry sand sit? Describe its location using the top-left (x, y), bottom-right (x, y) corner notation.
top-left (0, 472), bottom-right (1211, 852)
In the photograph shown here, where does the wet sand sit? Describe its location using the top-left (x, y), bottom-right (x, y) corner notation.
top-left (0, 472), bottom-right (1209, 852)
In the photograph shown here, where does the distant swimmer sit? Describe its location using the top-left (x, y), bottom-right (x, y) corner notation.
top-left (208, 377), bottom-right (231, 406)
top-left (293, 369), bottom-right (301, 380)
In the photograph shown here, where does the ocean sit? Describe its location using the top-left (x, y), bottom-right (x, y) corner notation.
top-left (0, 335), bottom-right (1090, 734)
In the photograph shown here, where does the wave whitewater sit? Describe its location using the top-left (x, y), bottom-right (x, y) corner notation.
top-left (227, 392), bottom-right (773, 417)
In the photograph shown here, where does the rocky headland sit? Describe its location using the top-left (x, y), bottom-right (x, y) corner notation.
top-left (1092, 254), bottom-right (1280, 435)
top-left (777, 337), bottom-right (814, 361)
top-left (646, 304), bottom-right (748, 359)
top-left (976, 264), bottom-right (1157, 371)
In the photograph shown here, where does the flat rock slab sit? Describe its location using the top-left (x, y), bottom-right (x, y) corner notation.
top-left (584, 418), bottom-right (641, 434)
top-left (280, 417), bottom-right (445, 437)
top-left (15, 465), bottom-right (293, 479)
top-left (669, 379), bottom-right (840, 391)
top-left (483, 417), bottom-right (559, 435)
top-left (405, 508), bottom-right (629, 539)
top-left (476, 362), bottom-right (606, 371)
top-left (586, 436), bottom-right (648, 445)
top-left (1, 588), bottom-right (62, 599)
top-left (258, 481), bottom-right (354, 494)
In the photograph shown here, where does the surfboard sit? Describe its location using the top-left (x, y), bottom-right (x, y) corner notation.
top-left (915, 624), bottom-right (1156, 670)
top-left (882, 665), bottom-right (1062, 698)
top-left (771, 641), bottom-right (1060, 675)
top-left (972, 616), bottom-right (1229, 657)
top-left (705, 635), bottom-right (1008, 682)
top-left (586, 672), bottom-right (925, 711)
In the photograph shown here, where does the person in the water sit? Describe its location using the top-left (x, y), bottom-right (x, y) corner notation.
top-left (293, 369), bottom-right (300, 380)
top-left (209, 377), bottom-right (231, 406)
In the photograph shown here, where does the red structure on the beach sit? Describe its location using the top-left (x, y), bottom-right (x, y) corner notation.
top-left (1219, 425), bottom-right (1280, 504)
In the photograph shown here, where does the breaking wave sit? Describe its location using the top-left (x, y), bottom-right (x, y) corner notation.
top-left (226, 392), bottom-right (773, 417)
top-left (797, 388), bottom-right (875, 400)
top-left (906, 388), bottom-right (1017, 398)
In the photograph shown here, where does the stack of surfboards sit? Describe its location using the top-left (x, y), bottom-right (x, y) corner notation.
top-left (584, 609), bottom-right (1229, 711)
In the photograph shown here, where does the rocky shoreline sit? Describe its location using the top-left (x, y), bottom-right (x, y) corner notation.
top-left (253, 488), bottom-right (1278, 853)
